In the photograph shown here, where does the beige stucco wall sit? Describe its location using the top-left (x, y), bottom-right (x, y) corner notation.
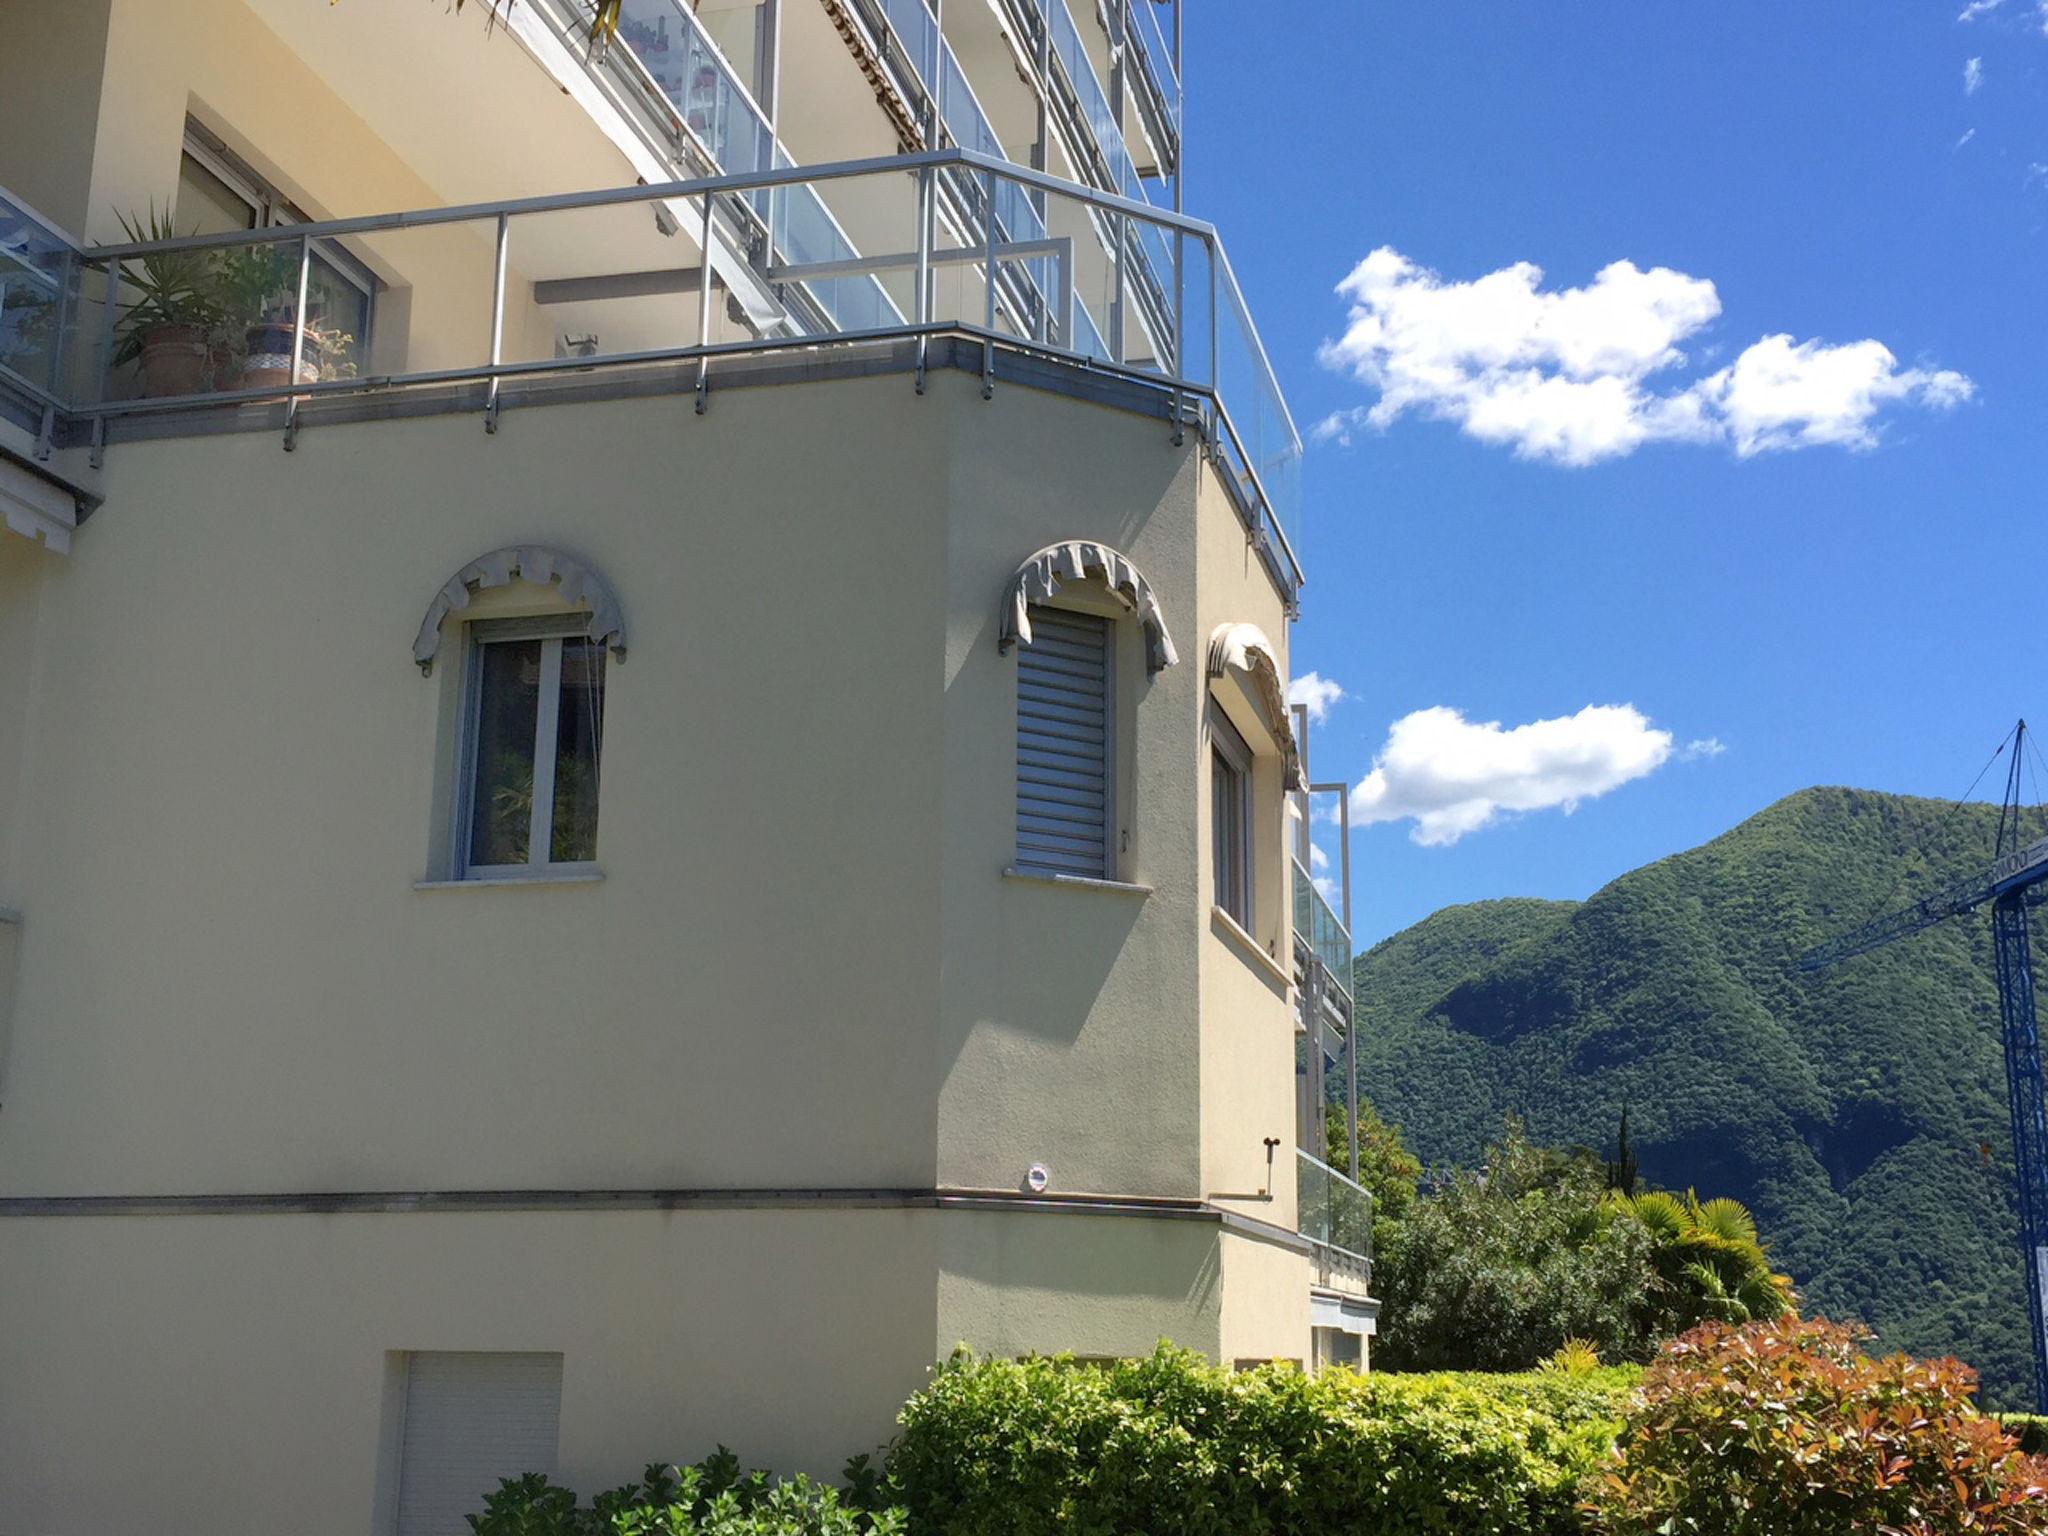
top-left (1218, 1227), bottom-right (1312, 1368)
top-left (0, 371), bottom-right (1304, 1210)
top-left (0, 1207), bottom-right (941, 1535)
top-left (1193, 462), bottom-right (1302, 1231)
top-left (0, 0), bottom-right (113, 239)
top-left (935, 1206), bottom-right (1224, 1360)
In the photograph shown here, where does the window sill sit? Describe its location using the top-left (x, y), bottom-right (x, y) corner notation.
top-left (1210, 905), bottom-right (1292, 991)
top-left (1003, 866), bottom-right (1154, 897)
top-left (414, 869), bottom-right (606, 891)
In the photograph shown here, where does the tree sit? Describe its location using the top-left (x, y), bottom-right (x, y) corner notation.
top-left (1605, 1101), bottom-right (1639, 1196)
top-left (1373, 1117), bottom-right (1654, 1371)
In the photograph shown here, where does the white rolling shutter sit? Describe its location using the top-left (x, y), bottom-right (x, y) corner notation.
top-left (1016, 605), bottom-right (1113, 877)
top-left (395, 1352), bottom-right (563, 1536)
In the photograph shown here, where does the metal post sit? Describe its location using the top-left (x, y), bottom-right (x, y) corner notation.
top-left (1172, 0), bottom-right (1184, 213)
top-left (1347, 1014), bottom-right (1359, 1182)
top-left (1109, 212), bottom-right (1125, 363)
top-left (756, 0), bottom-right (782, 129)
top-left (90, 255), bottom-right (120, 466)
top-left (484, 212), bottom-right (510, 434)
top-left (695, 191), bottom-right (715, 414)
top-left (981, 168), bottom-right (997, 399)
top-left (914, 165), bottom-right (933, 393)
top-left (282, 233), bottom-right (311, 451)
top-left (1170, 225), bottom-right (1184, 443)
top-left (1338, 786), bottom-right (1353, 934)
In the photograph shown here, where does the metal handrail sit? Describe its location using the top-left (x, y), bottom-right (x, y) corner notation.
top-left (79, 149), bottom-right (1211, 261)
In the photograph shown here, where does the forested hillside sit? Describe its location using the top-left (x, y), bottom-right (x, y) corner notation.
top-left (1354, 787), bottom-right (2046, 1407)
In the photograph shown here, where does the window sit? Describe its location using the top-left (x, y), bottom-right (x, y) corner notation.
top-left (458, 619), bottom-right (606, 876)
top-left (176, 122), bottom-right (375, 372)
top-left (1015, 605), bottom-right (1114, 878)
top-left (391, 1352), bottom-right (563, 1536)
top-left (1212, 707), bottom-right (1253, 926)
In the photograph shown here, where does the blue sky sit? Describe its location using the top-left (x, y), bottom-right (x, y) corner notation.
top-left (1187, 2), bottom-right (2048, 945)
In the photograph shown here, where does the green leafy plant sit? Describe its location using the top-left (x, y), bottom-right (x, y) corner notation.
top-left (887, 1343), bottom-right (1635, 1536)
top-left (1373, 1118), bottom-right (1658, 1371)
top-left (1596, 1315), bottom-right (2048, 1536)
top-left (466, 1451), bottom-right (905, 1536)
top-left (110, 203), bottom-right (225, 363)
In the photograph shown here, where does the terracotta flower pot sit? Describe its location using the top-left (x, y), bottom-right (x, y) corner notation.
top-left (241, 321), bottom-right (319, 389)
top-left (137, 323), bottom-right (209, 397)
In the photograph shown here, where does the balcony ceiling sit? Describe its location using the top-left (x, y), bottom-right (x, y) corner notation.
top-left (240, 0), bottom-right (690, 279)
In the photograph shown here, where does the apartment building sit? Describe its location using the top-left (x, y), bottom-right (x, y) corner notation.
top-left (0, 0), bottom-right (1372, 1530)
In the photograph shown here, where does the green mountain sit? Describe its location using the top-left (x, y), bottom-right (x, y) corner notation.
top-left (1353, 787), bottom-right (2046, 1408)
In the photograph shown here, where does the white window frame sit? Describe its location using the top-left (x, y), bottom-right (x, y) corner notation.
top-left (181, 122), bottom-right (378, 337)
top-left (1211, 704), bottom-right (1254, 929)
top-left (454, 615), bottom-right (604, 880)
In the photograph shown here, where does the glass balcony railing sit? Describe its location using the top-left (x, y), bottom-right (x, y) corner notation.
top-left (1298, 1149), bottom-right (1373, 1265)
top-left (0, 190), bottom-right (76, 403)
top-left (614, 0), bottom-right (898, 335)
top-left (1292, 855), bottom-right (1352, 997)
top-left (1131, 0), bottom-right (1179, 122)
top-left (5, 150), bottom-right (1301, 594)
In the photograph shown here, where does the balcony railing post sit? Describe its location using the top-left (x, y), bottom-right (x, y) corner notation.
top-left (914, 164), bottom-right (933, 393)
top-left (89, 255), bottom-right (119, 465)
top-left (282, 233), bottom-right (311, 451)
top-left (981, 168), bottom-right (997, 399)
top-left (1109, 210), bottom-right (1126, 364)
top-left (696, 190), bottom-right (715, 414)
top-left (1170, 225), bottom-right (1184, 445)
top-left (485, 212), bottom-right (510, 434)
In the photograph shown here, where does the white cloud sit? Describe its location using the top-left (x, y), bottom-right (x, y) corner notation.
top-left (1680, 737), bottom-right (1728, 761)
top-left (1349, 704), bottom-right (1675, 846)
top-left (1966, 56), bottom-right (1985, 93)
top-left (2040, 0), bottom-right (2048, 35)
top-left (1957, 127), bottom-right (1978, 150)
top-left (1958, 0), bottom-right (2004, 18)
top-left (1315, 249), bottom-right (1972, 466)
top-left (1288, 671), bottom-right (1345, 724)
top-left (1692, 335), bottom-right (1972, 456)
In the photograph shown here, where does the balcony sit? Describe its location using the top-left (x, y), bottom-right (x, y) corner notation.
top-left (0, 150), bottom-right (1303, 596)
top-left (1298, 1148), bottom-right (1373, 1295)
top-left (1292, 855), bottom-right (1352, 1002)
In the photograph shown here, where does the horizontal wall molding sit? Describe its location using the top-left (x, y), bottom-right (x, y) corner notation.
top-left (0, 1185), bottom-right (1303, 1249)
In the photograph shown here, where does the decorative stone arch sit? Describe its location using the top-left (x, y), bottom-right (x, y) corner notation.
top-left (1207, 621), bottom-right (1303, 790)
top-left (997, 540), bottom-right (1179, 673)
top-left (412, 545), bottom-right (626, 674)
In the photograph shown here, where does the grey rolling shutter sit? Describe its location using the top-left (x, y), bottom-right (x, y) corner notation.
top-left (395, 1353), bottom-right (564, 1536)
top-left (1016, 605), bottom-right (1112, 876)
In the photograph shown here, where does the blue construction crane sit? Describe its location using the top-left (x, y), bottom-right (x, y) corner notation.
top-left (1801, 720), bottom-right (2048, 1410)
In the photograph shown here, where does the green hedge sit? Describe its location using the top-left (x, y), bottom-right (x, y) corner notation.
top-left (887, 1345), bottom-right (1636, 1536)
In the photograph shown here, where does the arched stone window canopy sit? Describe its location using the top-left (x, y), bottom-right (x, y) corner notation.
top-left (998, 540), bottom-right (1179, 673)
top-left (412, 545), bottom-right (626, 674)
top-left (1207, 622), bottom-right (1303, 790)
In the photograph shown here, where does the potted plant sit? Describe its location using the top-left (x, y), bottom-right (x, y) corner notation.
top-left (111, 204), bottom-right (225, 397)
top-left (210, 241), bottom-right (323, 390)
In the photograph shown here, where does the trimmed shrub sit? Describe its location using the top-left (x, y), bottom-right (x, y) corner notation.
top-left (466, 1450), bottom-right (906, 1536)
top-left (1595, 1316), bottom-right (2048, 1535)
top-left (886, 1343), bottom-right (1635, 1535)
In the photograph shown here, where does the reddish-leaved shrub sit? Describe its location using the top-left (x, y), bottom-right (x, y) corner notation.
top-left (1595, 1316), bottom-right (2048, 1535)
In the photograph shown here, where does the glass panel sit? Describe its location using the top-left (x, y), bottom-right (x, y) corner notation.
top-left (176, 153), bottom-right (259, 237)
top-left (550, 638), bottom-right (606, 863)
top-left (0, 192), bottom-right (73, 395)
top-left (468, 638), bottom-right (543, 868)
top-left (1213, 750), bottom-right (1243, 919)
